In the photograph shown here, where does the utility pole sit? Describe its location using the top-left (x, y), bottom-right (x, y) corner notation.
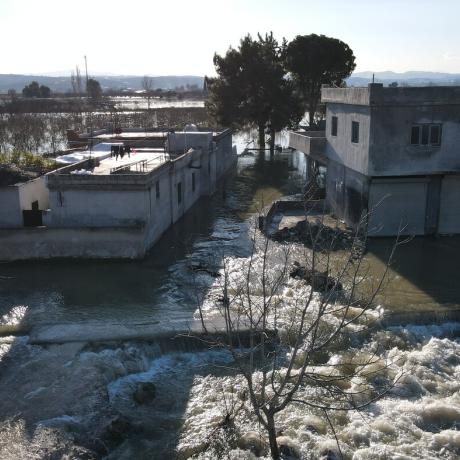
top-left (84, 55), bottom-right (93, 159)
top-left (84, 55), bottom-right (89, 88)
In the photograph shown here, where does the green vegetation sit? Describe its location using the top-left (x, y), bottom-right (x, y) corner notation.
top-left (284, 34), bottom-right (356, 126)
top-left (207, 32), bottom-right (356, 141)
top-left (22, 81), bottom-right (51, 98)
top-left (86, 78), bottom-right (102, 100)
top-left (0, 150), bottom-right (56, 172)
top-left (206, 33), bottom-right (303, 148)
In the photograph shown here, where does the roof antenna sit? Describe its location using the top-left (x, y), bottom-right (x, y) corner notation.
top-left (372, 73), bottom-right (375, 83)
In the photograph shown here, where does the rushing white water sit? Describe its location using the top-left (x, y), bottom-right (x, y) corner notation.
top-left (0, 150), bottom-right (459, 459)
top-left (176, 329), bottom-right (460, 459)
top-left (172, 235), bottom-right (460, 459)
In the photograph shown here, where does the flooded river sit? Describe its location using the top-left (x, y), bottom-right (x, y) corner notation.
top-left (0, 136), bottom-right (459, 459)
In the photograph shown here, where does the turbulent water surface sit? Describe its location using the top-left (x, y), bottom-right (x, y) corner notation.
top-left (0, 134), bottom-right (459, 459)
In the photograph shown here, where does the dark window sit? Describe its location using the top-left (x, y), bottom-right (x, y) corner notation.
top-left (331, 116), bottom-right (338, 136)
top-left (177, 182), bottom-right (182, 205)
top-left (410, 124), bottom-right (442, 146)
top-left (351, 121), bottom-right (359, 143)
top-left (430, 125), bottom-right (441, 145)
top-left (192, 172), bottom-right (196, 192)
top-left (155, 180), bottom-right (160, 199)
top-left (410, 126), bottom-right (420, 144)
top-left (31, 200), bottom-right (39, 211)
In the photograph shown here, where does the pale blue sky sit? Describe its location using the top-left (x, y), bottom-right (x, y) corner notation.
top-left (0, 0), bottom-right (458, 75)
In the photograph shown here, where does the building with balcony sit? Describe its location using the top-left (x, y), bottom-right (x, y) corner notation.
top-left (289, 84), bottom-right (460, 236)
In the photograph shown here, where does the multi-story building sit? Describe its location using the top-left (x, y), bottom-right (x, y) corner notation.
top-left (289, 84), bottom-right (460, 235)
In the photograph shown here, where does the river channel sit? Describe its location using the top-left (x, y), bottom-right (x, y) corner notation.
top-left (1, 136), bottom-right (459, 331)
top-left (0, 135), bottom-right (459, 459)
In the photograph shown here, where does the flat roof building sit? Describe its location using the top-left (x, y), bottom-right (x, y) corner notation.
top-left (290, 84), bottom-right (460, 236)
top-left (0, 128), bottom-right (236, 261)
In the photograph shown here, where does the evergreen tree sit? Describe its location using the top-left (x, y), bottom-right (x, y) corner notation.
top-left (207, 33), bottom-right (303, 149)
top-left (284, 34), bottom-right (356, 127)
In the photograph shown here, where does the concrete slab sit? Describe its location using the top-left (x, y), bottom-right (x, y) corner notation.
top-left (93, 150), bottom-right (169, 175)
top-left (29, 317), bottom-right (249, 345)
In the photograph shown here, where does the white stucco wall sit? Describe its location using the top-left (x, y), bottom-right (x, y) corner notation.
top-left (166, 132), bottom-right (213, 153)
top-left (48, 189), bottom-right (148, 227)
top-left (19, 176), bottom-right (49, 210)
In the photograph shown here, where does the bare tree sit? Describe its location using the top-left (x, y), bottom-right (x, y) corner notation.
top-left (142, 76), bottom-right (154, 110)
top-left (70, 65), bottom-right (83, 97)
top-left (193, 206), bottom-right (406, 459)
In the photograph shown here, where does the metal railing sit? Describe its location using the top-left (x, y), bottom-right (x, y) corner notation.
top-left (109, 155), bottom-right (168, 174)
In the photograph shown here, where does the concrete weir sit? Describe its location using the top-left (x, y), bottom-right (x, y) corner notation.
top-left (28, 318), bottom-right (259, 350)
top-left (27, 307), bottom-right (460, 346)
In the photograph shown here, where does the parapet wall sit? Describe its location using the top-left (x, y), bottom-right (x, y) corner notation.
top-left (322, 84), bottom-right (460, 107)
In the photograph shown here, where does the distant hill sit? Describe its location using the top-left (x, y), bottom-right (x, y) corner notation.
top-left (2, 71), bottom-right (460, 94)
top-left (347, 71), bottom-right (460, 87)
top-left (0, 74), bottom-right (204, 93)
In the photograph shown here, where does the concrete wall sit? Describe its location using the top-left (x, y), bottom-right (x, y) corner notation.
top-left (288, 131), bottom-right (327, 164)
top-left (0, 187), bottom-right (22, 227)
top-left (322, 85), bottom-right (460, 107)
top-left (0, 227), bottom-right (145, 260)
top-left (369, 105), bottom-right (460, 176)
top-left (166, 132), bottom-right (213, 153)
top-left (143, 170), bottom-right (173, 250)
top-left (439, 175), bottom-right (460, 234)
top-left (48, 189), bottom-right (148, 227)
top-left (0, 177), bottom-right (49, 228)
top-left (325, 159), bottom-right (369, 227)
top-left (322, 86), bottom-right (371, 106)
top-left (18, 176), bottom-right (49, 211)
top-left (324, 103), bottom-right (371, 175)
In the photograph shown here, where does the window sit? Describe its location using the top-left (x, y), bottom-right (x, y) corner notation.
top-left (351, 121), bottom-right (359, 143)
top-left (192, 172), bottom-right (196, 192)
top-left (177, 182), bottom-right (182, 205)
top-left (155, 180), bottom-right (160, 199)
top-left (331, 116), bottom-right (338, 136)
top-left (410, 124), bottom-right (442, 146)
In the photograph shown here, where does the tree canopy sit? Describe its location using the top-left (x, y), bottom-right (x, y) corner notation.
top-left (207, 32), bottom-right (356, 139)
top-left (22, 81), bottom-right (51, 98)
top-left (206, 33), bottom-right (304, 148)
top-left (285, 34), bottom-right (356, 126)
top-left (86, 78), bottom-right (102, 100)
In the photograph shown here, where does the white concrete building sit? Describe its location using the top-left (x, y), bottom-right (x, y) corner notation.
top-left (0, 129), bottom-right (236, 260)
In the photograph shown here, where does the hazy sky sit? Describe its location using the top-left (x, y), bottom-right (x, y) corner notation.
top-left (1, 0), bottom-right (459, 76)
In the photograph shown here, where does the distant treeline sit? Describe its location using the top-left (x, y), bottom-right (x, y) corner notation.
top-left (0, 74), bottom-right (205, 93)
top-left (0, 91), bottom-right (205, 114)
top-left (0, 107), bottom-right (212, 156)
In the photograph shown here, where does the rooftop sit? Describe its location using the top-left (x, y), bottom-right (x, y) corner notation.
top-left (321, 84), bottom-right (460, 106)
top-left (93, 149), bottom-right (168, 175)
